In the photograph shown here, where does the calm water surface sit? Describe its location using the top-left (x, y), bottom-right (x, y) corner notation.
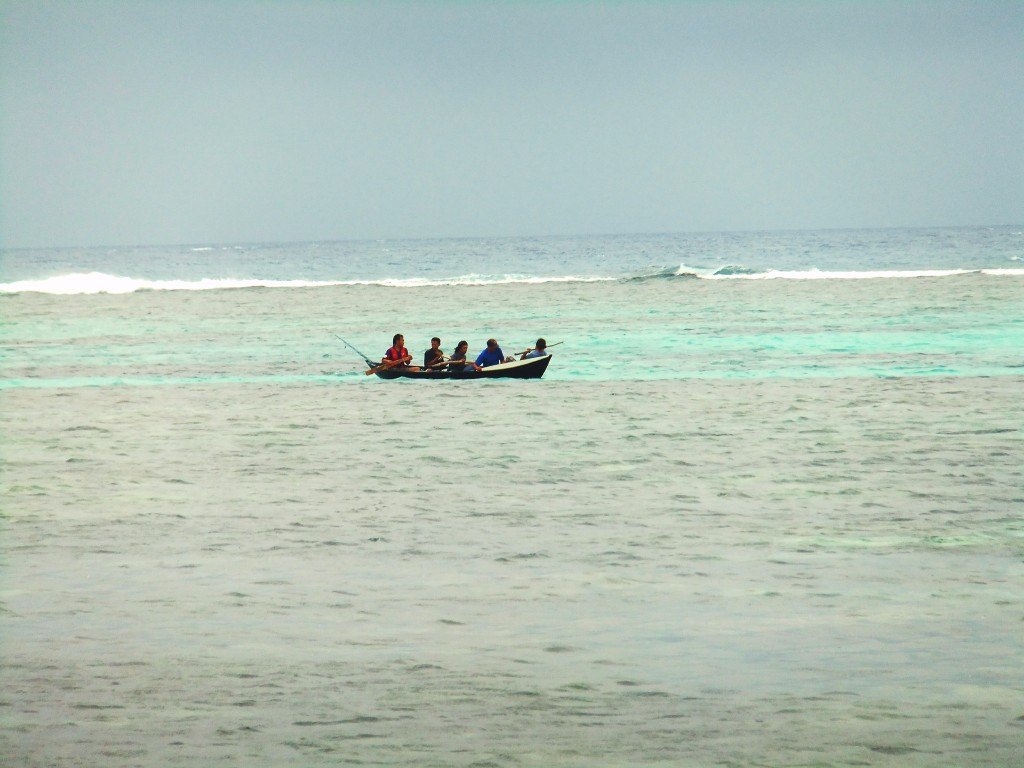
top-left (2, 229), bottom-right (1023, 766)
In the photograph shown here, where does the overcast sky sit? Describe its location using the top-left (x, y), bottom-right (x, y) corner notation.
top-left (1, 0), bottom-right (1021, 248)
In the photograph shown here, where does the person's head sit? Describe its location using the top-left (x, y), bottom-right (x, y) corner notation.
top-left (535, 338), bottom-right (546, 350)
top-left (431, 337), bottom-right (441, 348)
top-left (486, 338), bottom-right (499, 349)
top-left (393, 333), bottom-right (404, 346)
top-left (456, 340), bottom-right (469, 353)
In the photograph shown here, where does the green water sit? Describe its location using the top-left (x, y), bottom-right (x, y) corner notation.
top-left (2, 273), bottom-right (1023, 767)
top-left (2, 275), bottom-right (1022, 388)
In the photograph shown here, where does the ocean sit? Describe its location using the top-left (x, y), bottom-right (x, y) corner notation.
top-left (2, 226), bottom-right (1023, 766)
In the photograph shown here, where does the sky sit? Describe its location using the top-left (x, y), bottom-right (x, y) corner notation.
top-left (1, 0), bottom-right (1021, 248)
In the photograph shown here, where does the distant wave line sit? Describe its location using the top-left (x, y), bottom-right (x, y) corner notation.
top-left (0, 272), bottom-right (618, 295)
top-left (2, 268), bottom-right (1023, 294)
top-left (710, 267), bottom-right (1024, 280)
top-left (666, 266), bottom-right (1024, 281)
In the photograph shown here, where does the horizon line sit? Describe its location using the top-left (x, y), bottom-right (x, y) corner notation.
top-left (1, 222), bottom-right (1021, 252)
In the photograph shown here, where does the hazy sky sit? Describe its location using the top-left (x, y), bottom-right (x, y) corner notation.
top-left (1, 1), bottom-right (1021, 248)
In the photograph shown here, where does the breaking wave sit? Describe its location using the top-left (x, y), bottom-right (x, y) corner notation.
top-left (627, 265), bottom-right (1024, 282)
top-left (3, 267), bottom-right (1023, 295)
top-left (0, 271), bottom-right (617, 295)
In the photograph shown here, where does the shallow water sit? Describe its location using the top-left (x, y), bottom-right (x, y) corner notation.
top-left (3, 375), bottom-right (1023, 766)
top-left (3, 272), bottom-right (1023, 388)
top-left (2, 230), bottom-right (1023, 765)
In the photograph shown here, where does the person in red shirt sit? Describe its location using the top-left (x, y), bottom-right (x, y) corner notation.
top-left (382, 334), bottom-right (419, 371)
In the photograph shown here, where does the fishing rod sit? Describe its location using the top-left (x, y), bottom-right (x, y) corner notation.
top-left (331, 333), bottom-right (377, 368)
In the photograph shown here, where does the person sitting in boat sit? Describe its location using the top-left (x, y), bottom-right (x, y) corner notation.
top-left (448, 340), bottom-right (482, 372)
top-left (519, 338), bottom-right (549, 360)
top-left (475, 338), bottom-right (512, 368)
top-left (383, 333), bottom-right (419, 371)
top-left (423, 337), bottom-right (445, 368)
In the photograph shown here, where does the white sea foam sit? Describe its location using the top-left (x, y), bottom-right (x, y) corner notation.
top-left (687, 266), bottom-right (1024, 280)
top-left (0, 271), bottom-right (618, 295)
top-left (4, 267), bottom-right (1023, 294)
top-left (711, 268), bottom-right (979, 280)
top-left (0, 273), bottom-right (342, 295)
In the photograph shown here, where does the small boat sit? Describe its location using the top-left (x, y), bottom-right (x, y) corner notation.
top-left (374, 354), bottom-right (552, 380)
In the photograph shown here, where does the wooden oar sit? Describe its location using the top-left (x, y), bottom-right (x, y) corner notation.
top-left (514, 340), bottom-right (563, 356)
top-left (365, 357), bottom-right (409, 375)
top-left (425, 355), bottom-right (454, 369)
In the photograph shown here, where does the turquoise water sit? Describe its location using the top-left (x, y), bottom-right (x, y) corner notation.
top-left (3, 270), bottom-right (1023, 387)
top-left (2, 229), bottom-right (1023, 766)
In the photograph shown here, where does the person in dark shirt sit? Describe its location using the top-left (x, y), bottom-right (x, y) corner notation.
top-left (448, 340), bottom-right (482, 372)
top-left (423, 337), bottom-right (445, 368)
top-left (475, 338), bottom-right (511, 368)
